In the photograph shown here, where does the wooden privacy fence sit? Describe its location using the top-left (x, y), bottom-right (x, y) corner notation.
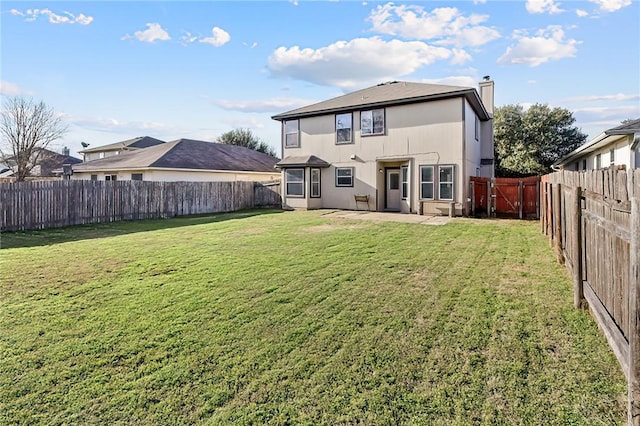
top-left (0, 180), bottom-right (282, 232)
top-left (470, 176), bottom-right (540, 219)
top-left (541, 168), bottom-right (639, 425)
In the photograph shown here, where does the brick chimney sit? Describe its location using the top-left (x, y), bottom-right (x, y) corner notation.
top-left (479, 76), bottom-right (494, 117)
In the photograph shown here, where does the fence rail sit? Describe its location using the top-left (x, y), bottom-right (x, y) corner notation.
top-left (0, 180), bottom-right (282, 232)
top-left (541, 168), bottom-right (639, 425)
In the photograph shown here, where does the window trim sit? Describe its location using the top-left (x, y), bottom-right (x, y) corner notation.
top-left (285, 168), bottom-right (305, 197)
top-left (284, 119), bottom-right (300, 149)
top-left (90, 174), bottom-right (98, 181)
top-left (401, 165), bottom-right (408, 200)
top-left (438, 165), bottom-right (455, 201)
top-left (310, 168), bottom-right (321, 198)
top-left (609, 148), bottom-right (615, 165)
top-left (131, 173), bottom-right (143, 181)
top-left (596, 153), bottom-right (602, 169)
top-left (335, 167), bottom-right (354, 187)
top-left (419, 165), bottom-right (434, 200)
top-left (335, 112), bottom-right (353, 145)
top-left (360, 108), bottom-right (385, 136)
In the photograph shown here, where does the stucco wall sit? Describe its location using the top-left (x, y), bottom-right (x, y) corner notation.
top-left (566, 135), bottom-right (634, 171)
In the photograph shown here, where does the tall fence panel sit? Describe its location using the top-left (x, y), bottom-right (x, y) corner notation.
top-left (541, 168), bottom-right (639, 425)
top-left (0, 180), bottom-right (282, 232)
top-left (470, 176), bottom-right (540, 219)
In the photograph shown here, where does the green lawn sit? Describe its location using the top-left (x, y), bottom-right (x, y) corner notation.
top-left (0, 210), bottom-right (626, 425)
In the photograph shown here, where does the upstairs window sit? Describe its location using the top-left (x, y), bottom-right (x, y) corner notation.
top-left (361, 109), bottom-right (385, 136)
top-left (475, 116), bottom-right (480, 141)
top-left (336, 113), bottom-right (353, 144)
top-left (284, 120), bottom-right (299, 148)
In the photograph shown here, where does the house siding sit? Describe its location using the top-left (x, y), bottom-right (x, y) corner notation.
top-left (280, 97), bottom-right (487, 214)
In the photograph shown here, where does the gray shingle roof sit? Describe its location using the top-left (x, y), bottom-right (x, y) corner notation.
top-left (79, 136), bottom-right (165, 153)
top-left (605, 118), bottom-right (640, 135)
top-left (271, 81), bottom-right (490, 121)
top-left (73, 139), bottom-right (279, 173)
top-left (276, 155), bottom-right (330, 168)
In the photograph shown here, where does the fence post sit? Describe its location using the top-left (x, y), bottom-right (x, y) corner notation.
top-left (470, 180), bottom-right (475, 217)
top-left (518, 180), bottom-right (524, 219)
top-left (553, 182), bottom-right (564, 264)
top-left (629, 195), bottom-right (640, 426)
top-left (536, 179), bottom-right (540, 221)
top-left (572, 186), bottom-right (584, 309)
top-left (486, 179), bottom-right (491, 217)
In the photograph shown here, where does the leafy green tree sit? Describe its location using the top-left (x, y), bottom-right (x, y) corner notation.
top-left (494, 103), bottom-right (587, 177)
top-left (216, 128), bottom-right (277, 157)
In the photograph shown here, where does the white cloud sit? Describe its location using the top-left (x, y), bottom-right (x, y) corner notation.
top-left (180, 32), bottom-right (199, 46)
top-left (528, 80), bottom-right (537, 84)
top-left (123, 23), bottom-right (171, 43)
top-left (473, 0), bottom-right (487, 4)
top-left (525, 0), bottom-right (564, 14)
top-left (66, 114), bottom-right (184, 137)
top-left (588, 0), bottom-right (631, 12)
top-left (10, 8), bottom-right (93, 25)
top-left (367, 3), bottom-right (500, 48)
top-left (222, 116), bottom-right (267, 130)
top-left (450, 48), bottom-right (473, 65)
top-left (200, 27), bottom-right (231, 47)
top-left (0, 81), bottom-right (26, 96)
top-left (576, 9), bottom-right (589, 17)
top-left (497, 25), bottom-right (579, 67)
top-left (268, 37), bottom-right (452, 89)
top-left (420, 76), bottom-right (478, 87)
top-left (215, 97), bottom-right (318, 113)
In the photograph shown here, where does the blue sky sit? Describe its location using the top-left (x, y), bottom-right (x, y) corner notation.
top-left (2, 0), bottom-right (638, 158)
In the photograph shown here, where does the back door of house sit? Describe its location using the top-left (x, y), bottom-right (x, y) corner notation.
top-left (386, 169), bottom-right (401, 211)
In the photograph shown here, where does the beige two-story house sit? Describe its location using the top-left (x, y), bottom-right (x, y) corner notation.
top-left (272, 79), bottom-right (495, 215)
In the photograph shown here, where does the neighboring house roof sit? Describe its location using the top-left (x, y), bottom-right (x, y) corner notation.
top-left (554, 118), bottom-right (640, 167)
top-left (79, 136), bottom-right (165, 154)
top-left (73, 139), bottom-right (280, 173)
top-left (1, 148), bottom-right (82, 176)
top-left (271, 81), bottom-right (491, 121)
top-left (276, 155), bottom-right (330, 168)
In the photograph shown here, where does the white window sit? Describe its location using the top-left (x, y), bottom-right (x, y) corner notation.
top-left (439, 166), bottom-right (454, 200)
top-left (596, 154), bottom-right (602, 169)
top-left (360, 109), bottom-right (385, 136)
top-left (105, 174), bottom-right (117, 181)
top-left (420, 166), bottom-right (434, 200)
top-left (335, 167), bottom-right (354, 187)
top-left (475, 116), bottom-right (480, 141)
top-left (131, 173), bottom-right (143, 181)
top-left (310, 168), bottom-right (321, 198)
top-left (90, 174), bottom-right (97, 181)
top-left (336, 113), bottom-right (352, 144)
top-left (284, 120), bottom-right (299, 148)
top-left (610, 149), bottom-right (615, 165)
top-left (99, 152), bottom-right (105, 159)
top-left (285, 168), bottom-right (304, 197)
top-left (401, 166), bottom-right (408, 200)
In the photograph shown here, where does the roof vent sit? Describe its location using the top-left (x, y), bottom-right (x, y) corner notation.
top-left (483, 75), bottom-right (491, 81)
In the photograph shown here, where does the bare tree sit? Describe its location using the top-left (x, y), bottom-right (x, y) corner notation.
top-left (0, 97), bottom-right (68, 181)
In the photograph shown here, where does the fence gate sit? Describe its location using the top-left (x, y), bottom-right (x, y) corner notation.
top-left (470, 176), bottom-right (540, 219)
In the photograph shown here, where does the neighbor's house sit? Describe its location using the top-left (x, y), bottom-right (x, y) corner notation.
top-left (72, 139), bottom-right (280, 182)
top-left (554, 118), bottom-right (640, 171)
top-left (79, 136), bottom-right (165, 162)
top-left (0, 147), bottom-right (82, 180)
top-left (271, 79), bottom-right (494, 215)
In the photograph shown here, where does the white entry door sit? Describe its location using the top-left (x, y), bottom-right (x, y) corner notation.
top-left (386, 169), bottom-right (401, 211)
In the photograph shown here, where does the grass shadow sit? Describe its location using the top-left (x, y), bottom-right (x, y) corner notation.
top-left (0, 209), bottom-right (283, 250)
